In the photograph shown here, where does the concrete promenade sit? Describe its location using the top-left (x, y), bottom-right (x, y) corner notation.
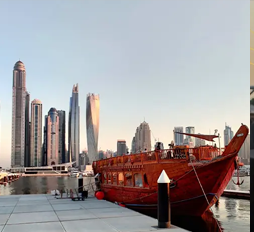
top-left (0, 194), bottom-right (188, 232)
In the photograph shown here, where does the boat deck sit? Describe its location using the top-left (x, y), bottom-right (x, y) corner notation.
top-left (0, 194), bottom-right (188, 232)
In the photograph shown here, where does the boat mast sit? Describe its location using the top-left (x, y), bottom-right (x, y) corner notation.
top-left (214, 129), bottom-right (221, 155)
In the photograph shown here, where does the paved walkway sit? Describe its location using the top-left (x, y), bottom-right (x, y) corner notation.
top-left (0, 194), bottom-right (188, 232)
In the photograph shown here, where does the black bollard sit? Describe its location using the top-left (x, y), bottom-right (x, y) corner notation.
top-left (157, 170), bottom-right (171, 228)
top-left (78, 174), bottom-right (83, 193)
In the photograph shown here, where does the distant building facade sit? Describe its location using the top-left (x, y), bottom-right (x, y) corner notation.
top-left (79, 151), bottom-right (88, 171)
top-left (86, 93), bottom-right (100, 163)
top-left (131, 137), bottom-right (136, 153)
top-left (133, 121), bottom-right (151, 152)
top-left (30, 99), bottom-right (43, 167)
top-left (184, 126), bottom-right (195, 147)
top-left (57, 110), bottom-right (66, 164)
top-left (11, 61), bottom-right (30, 167)
top-left (117, 140), bottom-right (127, 156)
top-left (238, 134), bottom-right (250, 165)
top-left (174, 127), bottom-right (184, 146)
top-left (195, 134), bottom-right (206, 147)
top-left (68, 84), bottom-right (80, 167)
top-left (224, 124), bottom-right (234, 146)
top-left (45, 108), bottom-right (59, 166)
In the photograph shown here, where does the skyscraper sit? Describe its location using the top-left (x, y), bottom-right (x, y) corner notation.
top-left (238, 134), bottom-right (250, 165)
top-left (24, 92), bottom-right (30, 167)
top-left (42, 120), bottom-right (47, 166)
top-left (195, 134), bottom-right (206, 147)
top-left (45, 108), bottom-right (59, 166)
top-left (134, 121), bottom-right (151, 152)
top-left (117, 140), bottom-right (127, 156)
top-left (30, 99), bottom-right (43, 167)
top-left (11, 61), bottom-right (30, 167)
top-left (185, 126), bottom-right (195, 147)
top-left (131, 137), bottom-right (136, 154)
top-left (86, 93), bottom-right (100, 163)
top-left (68, 84), bottom-right (80, 166)
top-left (57, 110), bottom-right (66, 164)
top-left (224, 124), bottom-right (234, 146)
top-left (174, 127), bottom-right (184, 146)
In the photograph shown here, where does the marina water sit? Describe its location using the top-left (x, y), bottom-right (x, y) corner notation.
top-left (0, 176), bottom-right (249, 232)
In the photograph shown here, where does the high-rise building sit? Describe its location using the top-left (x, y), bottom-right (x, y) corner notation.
top-left (185, 126), bottom-right (195, 147)
top-left (98, 150), bottom-right (106, 160)
top-left (45, 108), bottom-right (59, 166)
top-left (195, 134), bottom-right (206, 147)
top-left (42, 121), bottom-right (47, 166)
top-left (24, 92), bottom-right (30, 167)
top-left (224, 124), bottom-right (234, 146)
top-left (134, 121), bottom-right (151, 152)
top-left (131, 137), bottom-right (136, 154)
top-left (68, 84), bottom-right (80, 167)
top-left (30, 99), bottom-right (43, 167)
top-left (238, 134), bottom-right (250, 165)
top-left (174, 127), bottom-right (184, 146)
top-left (117, 140), bottom-right (127, 156)
top-left (86, 93), bottom-right (100, 163)
top-left (11, 61), bottom-right (30, 167)
top-left (79, 151), bottom-right (88, 171)
top-left (57, 110), bottom-right (66, 164)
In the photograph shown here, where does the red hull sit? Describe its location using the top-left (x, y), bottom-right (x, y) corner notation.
top-left (93, 124), bottom-right (248, 217)
top-left (100, 153), bottom-right (236, 216)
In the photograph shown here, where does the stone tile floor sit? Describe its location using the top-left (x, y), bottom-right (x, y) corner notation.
top-left (0, 194), bottom-right (188, 232)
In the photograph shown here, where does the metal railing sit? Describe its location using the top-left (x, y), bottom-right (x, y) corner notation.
top-left (94, 147), bottom-right (222, 168)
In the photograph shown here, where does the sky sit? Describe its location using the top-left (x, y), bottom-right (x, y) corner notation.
top-left (0, 1), bottom-right (250, 168)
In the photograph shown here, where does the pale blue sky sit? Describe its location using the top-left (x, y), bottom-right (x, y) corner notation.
top-left (0, 1), bottom-right (250, 168)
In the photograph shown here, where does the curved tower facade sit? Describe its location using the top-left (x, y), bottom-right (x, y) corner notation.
top-left (86, 93), bottom-right (100, 163)
top-left (11, 61), bottom-right (30, 167)
top-left (68, 84), bottom-right (80, 166)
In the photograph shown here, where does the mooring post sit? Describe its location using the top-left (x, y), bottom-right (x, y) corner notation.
top-left (157, 170), bottom-right (171, 228)
top-left (78, 174), bottom-right (83, 194)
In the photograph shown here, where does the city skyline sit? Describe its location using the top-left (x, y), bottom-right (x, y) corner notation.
top-left (0, 1), bottom-right (249, 168)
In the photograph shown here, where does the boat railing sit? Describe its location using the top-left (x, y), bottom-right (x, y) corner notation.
top-left (93, 147), bottom-right (223, 168)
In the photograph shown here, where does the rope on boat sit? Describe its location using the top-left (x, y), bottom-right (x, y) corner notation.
top-left (189, 159), bottom-right (222, 232)
top-left (118, 167), bottom-right (199, 204)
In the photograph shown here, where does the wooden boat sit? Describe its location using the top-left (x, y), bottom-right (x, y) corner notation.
top-left (92, 124), bottom-right (249, 217)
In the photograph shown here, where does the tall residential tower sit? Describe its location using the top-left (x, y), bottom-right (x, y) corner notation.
top-left (57, 110), bottom-right (66, 164)
top-left (86, 93), bottom-right (100, 163)
top-left (68, 84), bottom-right (80, 166)
top-left (133, 121), bottom-right (151, 152)
top-left (45, 108), bottom-right (59, 166)
top-left (30, 99), bottom-right (43, 167)
top-left (11, 61), bottom-right (30, 167)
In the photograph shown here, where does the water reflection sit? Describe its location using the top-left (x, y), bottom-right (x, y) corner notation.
top-left (0, 176), bottom-right (249, 232)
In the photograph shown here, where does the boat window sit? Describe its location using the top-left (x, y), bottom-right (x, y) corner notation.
top-left (112, 172), bottom-right (117, 185)
top-left (103, 172), bottom-right (107, 184)
top-left (125, 173), bottom-right (133, 186)
top-left (108, 173), bottom-right (111, 184)
top-left (134, 173), bottom-right (143, 187)
top-left (118, 172), bottom-right (124, 186)
top-left (143, 174), bottom-right (149, 187)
